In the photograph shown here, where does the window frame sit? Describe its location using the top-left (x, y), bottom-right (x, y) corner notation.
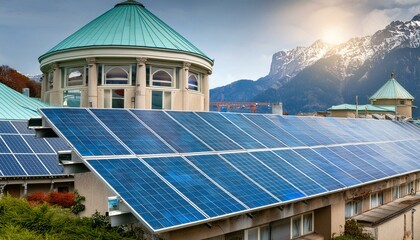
top-left (290, 212), bottom-right (314, 239)
top-left (244, 225), bottom-right (269, 240)
top-left (63, 89), bottom-right (82, 107)
top-left (149, 66), bottom-right (176, 88)
top-left (345, 200), bottom-right (362, 218)
top-left (151, 90), bottom-right (172, 110)
top-left (102, 65), bottom-right (132, 85)
top-left (103, 88), bottom-right (126, 109)
top-left (47, 71), bottom-right (54, 91)
top-left (187, 72), bottom-right (201, 91)
top-left (64, 66), bottom-right (87, 87)
top-left (370, 191), bottom-right (384, 208)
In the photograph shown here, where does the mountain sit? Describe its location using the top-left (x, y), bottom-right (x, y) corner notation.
top-left (211, 14), bottom-right (420, 117)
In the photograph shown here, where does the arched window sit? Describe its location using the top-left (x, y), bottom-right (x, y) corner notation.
top-left (104, 66), bottom-right (130, 84)
top-left (66, 67), bottom-right (84, 87)
top-left (152, 69), bottom-right (173, 87)
top-left (188, 73), bottom-right (199, 91)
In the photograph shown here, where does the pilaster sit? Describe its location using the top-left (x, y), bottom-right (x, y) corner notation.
top-left (135, 58), bottom-right (147, 109)
top-left (86, 58), bottom-right (98, 108)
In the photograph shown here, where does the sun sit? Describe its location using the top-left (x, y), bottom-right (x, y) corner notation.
top-left (321, 28), bottom-right (345, 44)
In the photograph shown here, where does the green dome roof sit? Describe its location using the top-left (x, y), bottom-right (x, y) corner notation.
top-left (39, 1), bottom-right (211, 62)
top-left (370, 76), bottom-right (414, 100)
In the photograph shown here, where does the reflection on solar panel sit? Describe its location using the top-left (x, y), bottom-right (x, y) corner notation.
top-left (39, 108), bottom-right (420, 233)
top-left (0, 120), bottom-right (69, 177)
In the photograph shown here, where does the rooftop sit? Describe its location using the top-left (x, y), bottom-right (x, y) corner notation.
top-left (0, 83), bottom-right (50, 120)
top-left (39, 0), bottom-right (212, 63)
top-left (370, 75), bottom-right (414, 100)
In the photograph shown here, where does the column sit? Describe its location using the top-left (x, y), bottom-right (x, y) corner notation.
top-left (135, 58), bottom-right (147, 109)
top-left (86, 58), bottom-right (98, 108)
top-left (181, 62), bottom-right (191, 110)
top-left (51, 63), bottom-right (61, 105)
top-left (202, 72), bottom-right (210, 111)
top-left (41, 73), bottom-right (46, 101)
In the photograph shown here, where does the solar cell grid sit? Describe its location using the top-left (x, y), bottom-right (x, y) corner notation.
top-left (11, 121), bottom-right (34, 134)
top-left (186, 154), bottom-right (278, 208)
top-left (143, 156), bottom-right (246, 217)
top-left (0, 154), bottom-right (26, 176)
top-left (131, 110), bottom-right (211, 153)
top-left (0, 138), bottom-right (10, 153)
top-left (167, 111), bottom-right (242, 151)
top-left (22, 135), bottom-right (55, 153)
top-left (265, 115), bottom-right (320, 146)
top-left (15, 154), bottom-right (50, 175)
top-left (221, 152), bottom-right (305, 201)
top-left (0, 121), bottom-right (17, 134)
top-left (221, 113), bottom-right (287, 148)
top-left (243, 114), bottom-right (304, 147)
top-left (87, 158), bottom-right (206, 230)
top-left (41, 108), bottom-right (130, 156)
top-left (294, 148), bottom-right (360, 187)
top-left (38, 154), bottom-right (63, 175)
top-left (90, 109), bottom-right (174, 155)
top-left (274, 150), bottom-right (345, 191)
top-left (195, 112), bottom-right (265, 149)
top-left (250, 151), bottom-right (326, 196)
top-left (2, 135), bottom-right (32, 153)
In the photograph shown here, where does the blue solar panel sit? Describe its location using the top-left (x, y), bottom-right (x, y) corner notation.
top-left (37, 108), bottom-right (420, 233)
top-left (143, 156), bottom-right (246, 217)
top-left (186, 154), bottom-right (278, 208)
top-left (45, 138), bottom-right (70, 152)
top-left (2, 135), bottom-right (32, 153)
top-left (221, 152), bottom-right (305, 200)
top-left (250, 151), bottom-right (326, 196)
top-left (91, 109), bottom-right (174, 155)
top-left (274, 150), bottom-right (345, 191)
top-left (294, 148), bottom-right (360, 187)
top-left (343, 145), bottom-right (398, 175)
top-left (11, 121), bottom-right (34, 134)
top-left (38, 154), bottom-right (63, 174)
top-left (131, 110), bottom-right (210, 153)
top-left (22, 135), bottom-right (55, 153)
top-left (167, 111), bottom-right (242, 151)
top-left (15, 154), bottom-right (50, 175)
top-left (0, 138), bottom-right (10, 153)
top-left (243, 114), bottom-right (304, 147)
top-left (0, 154), bottom-right (26, 176)
top-left (195, 112), bottom-right (264, 149)
top-left (0, 121), bottom-right (17, 134)
top-left (87, 158), bottom-right (206, 230)
top-left (313, 147), bottom-right (375, 183)
top-left (328, 146), bottom-right (387, 179)
top-left (221, 113), bottom-right (287, 148)
top-left (265, 115), bottom-right (320, 146)
top-left (41, 108), bottom-right (130, 156)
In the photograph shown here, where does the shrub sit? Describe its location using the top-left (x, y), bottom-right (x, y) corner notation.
top-left (333, 219), bottom-right (374, 240)
top-left (47, 192), bottom-right (75, 208)
top-left (26, 192), bottom-right (47, 204)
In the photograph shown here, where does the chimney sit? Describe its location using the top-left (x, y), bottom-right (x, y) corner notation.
top-left (22, 88), bottom-right (30, 97)
top-left (272, 102), bottom-right (283, 115)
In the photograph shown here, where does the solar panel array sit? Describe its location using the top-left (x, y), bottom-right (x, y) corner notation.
top-left (0, 120), bottom-right (69, 177)
top-left (39, 108), bottom-right (420, 233)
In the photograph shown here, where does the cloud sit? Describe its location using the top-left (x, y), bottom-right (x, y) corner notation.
top-left (362, 9), bottom-right (394, 35)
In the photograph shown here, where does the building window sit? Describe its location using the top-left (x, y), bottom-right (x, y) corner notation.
top-left (188, 72), bottom-right (200, 91)
top-left (370, 191), bottom-right (384, 208)
top-left (291, 212), bottom-right (314, 239)
top-left (65, 67), bottom-right (86, 87)
top-left (104, 89), bottom-right (125, 108)
top-left (63, 90), bottom-right (81, 107)
top-left (392, 186), bottom-right (400, 200)
top-left (103, 65), bottom-right (130, 85)
top-left (244, 225), bottom-right (269, 240)
top-left (400, 100), bottom-right (405, 105)
top-left (150, 67), bottom-right (175, 88)
top-left (151, 91), bottom-right (171, 110)
top-left (345, 200), bottom-right (362, 217)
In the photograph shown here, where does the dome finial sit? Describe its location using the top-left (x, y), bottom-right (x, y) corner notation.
top-left (390, 72), bottom-right (394, 79)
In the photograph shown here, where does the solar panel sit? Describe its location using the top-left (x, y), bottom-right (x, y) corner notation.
top-left (0, 120), bottom-right (69, 177)
top-left (38, 108), bottom-right (420, 233)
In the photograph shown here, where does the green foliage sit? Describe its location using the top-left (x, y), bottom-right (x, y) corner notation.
top-left (0, 195), bottom-right (141, 240)
top-left (333, 219), bottom-right (374, 240)
top-left (70, 191), bottom-right (86, 214)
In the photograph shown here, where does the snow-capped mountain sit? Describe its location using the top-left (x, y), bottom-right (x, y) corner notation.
top-left (211, 14), bottom-right (420, 117)
top-left (25, 74), bottom-right (42, 82)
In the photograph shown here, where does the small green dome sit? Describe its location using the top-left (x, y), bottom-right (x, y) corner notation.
top-left (39, 1), bottom-right (211, 62)
top-left (370, 75), bottom-right (414, 100)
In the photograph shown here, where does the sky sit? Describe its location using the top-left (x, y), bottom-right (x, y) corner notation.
top-left (0, 0), bottom-right (419, 88)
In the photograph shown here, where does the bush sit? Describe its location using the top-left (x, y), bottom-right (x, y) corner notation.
top-left (26, 192), bottom-right (47, 204)
top-left (47, 192), bottom-right (75, 208)
top-left (333, 219), bottom-right (374, 240)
